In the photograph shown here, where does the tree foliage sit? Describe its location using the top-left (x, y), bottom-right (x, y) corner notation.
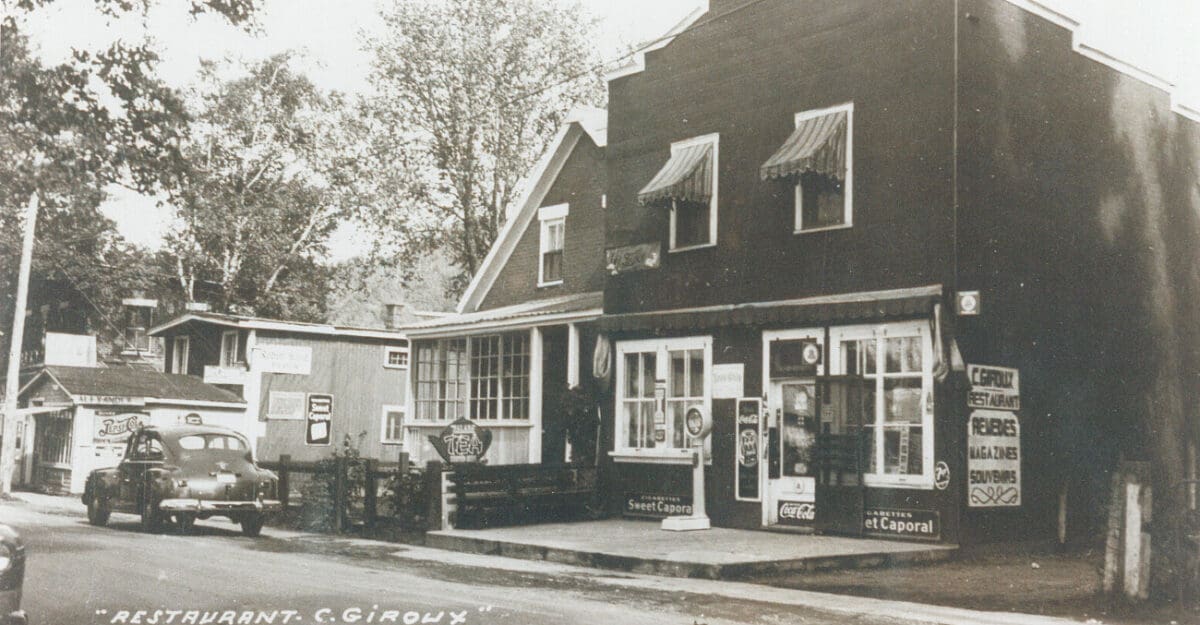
top-left (1, 0), bottom-right (257, 341)
top-left (162, 54), bottom-right (349, 321)
top-left (357, 0), bottom-right (604, 287)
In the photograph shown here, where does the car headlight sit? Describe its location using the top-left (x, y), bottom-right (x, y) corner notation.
top-left (0, 542), bottom-right (11, 573)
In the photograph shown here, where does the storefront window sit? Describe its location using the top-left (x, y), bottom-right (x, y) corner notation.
top-left (415, 333), bottom-right (529, 422)
top-left (615, 337), bottom-right (711, 458)
top-left (833, 322), bottom-right (933, 486)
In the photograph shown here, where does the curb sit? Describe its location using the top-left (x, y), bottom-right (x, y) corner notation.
top-left (425, 530), bottom-right (958, 580)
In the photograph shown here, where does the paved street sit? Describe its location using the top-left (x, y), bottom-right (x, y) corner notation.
top-left (0, 500), bottom-right (1079, 625)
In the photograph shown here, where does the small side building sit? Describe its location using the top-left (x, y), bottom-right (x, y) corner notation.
top-left (17, 365), bottom-right (245, 494)
top-left (148, 312), bottom-right (410, 463)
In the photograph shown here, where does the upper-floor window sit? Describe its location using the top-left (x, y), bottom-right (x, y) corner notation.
top-left (383, 346), bottom-right (409, 369)
top-left (220, 330), bottom-right (241, 367)
top-left (172, 336), bottom-right (190, 374)
top-left (538, 203), bottom-right (567, 286)
top-left (122, 301), bottom-right (156, 353)
top-left (760, 102), bottom-right (853, 233)
top-left (637, 133), bottom-right (719, 252)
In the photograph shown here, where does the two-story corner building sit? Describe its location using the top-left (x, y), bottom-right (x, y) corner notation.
top-left (401, 108), bottom-right (607, 467)
top-left (593, 0), bottom-right (1200, 545)
top-left (148, 312), bottom-right (411, 463)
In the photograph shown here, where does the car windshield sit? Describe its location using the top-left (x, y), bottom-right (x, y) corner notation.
top-left (177, 434), bottom-right (247, 451)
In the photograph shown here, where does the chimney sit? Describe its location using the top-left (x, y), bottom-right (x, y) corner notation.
top-left (383, 303), bottom-right (406, 329)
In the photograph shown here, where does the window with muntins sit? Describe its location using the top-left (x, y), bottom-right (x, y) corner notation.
top-left (384, 346), bottom-right (409, 368)
top-left (792, 103), bottom-right (853, 232)
top-left (415, 332), bottom-right (530, 422)
top-left (538, 204), bottom-right (567, 286)
top-left (381, 405), bottom-right (405, 444)
top-left (220, 330), bottom-right (241, 367)
top-left (831, 322), bottom-right (933, 487)
top-left (615, 337), bottom-right (712, 457)
top-left (123, 305), bottom-right (154, 352)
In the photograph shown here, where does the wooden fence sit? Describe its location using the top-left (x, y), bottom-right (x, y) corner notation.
top-left (259, 453), bottom-right (422, 532)
top-left (447, 463), bottom-right (598, 530)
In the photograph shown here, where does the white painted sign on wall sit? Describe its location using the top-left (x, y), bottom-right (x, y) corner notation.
top-left (266, 391), bottom-right (306, 420)
top-left (254, 344), bottom-right (313, 375)
top-left (712, 363), bottom-right (744, 399)
top-left (967, 409), bottom-right (1021, 507)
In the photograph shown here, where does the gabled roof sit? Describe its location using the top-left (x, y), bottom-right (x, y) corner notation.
top-left (148, 311), bottom-right (408, 341)
top-left (407, 292), bottom-right (603, 338)
top-left (22, 365), bottom-right (245, 406)
top-left (456, 107), bottom-right (607, 314)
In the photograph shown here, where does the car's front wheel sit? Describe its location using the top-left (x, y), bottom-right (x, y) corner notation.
top-left (86, 495), bottom-right (110, 527)
top-left (239, 514), bottom-right (264, 537)
top-left (140, 498), bottom-right (164, 533)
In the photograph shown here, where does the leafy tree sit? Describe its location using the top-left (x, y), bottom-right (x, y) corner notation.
top-left (162, 54), bottom-right (349, 321)
top-left (1, 0), bottom-right (257, 344)
top-left (357, 0), bottom-right (604, 288)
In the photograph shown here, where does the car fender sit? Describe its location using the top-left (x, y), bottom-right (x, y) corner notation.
top-left (83, 468), bottom-right (120, 504)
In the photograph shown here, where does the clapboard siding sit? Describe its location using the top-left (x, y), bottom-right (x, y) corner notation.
top-left (255, 332), bottom-right (408, 463)
top-left (605, 0), bottom-right (956, 314)
top-left (480, 134), bottom-right (606, 310)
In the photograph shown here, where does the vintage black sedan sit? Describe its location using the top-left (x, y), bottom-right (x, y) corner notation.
top-left (0, 523), bottom-right (27, 625)
top-left (82, 425), bottom-right (281, 536)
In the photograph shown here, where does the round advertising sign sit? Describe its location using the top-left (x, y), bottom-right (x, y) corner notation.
top-left (801, 342), bottom-right (821, 366)
top-left (684, 405), bottom-right (712, 440)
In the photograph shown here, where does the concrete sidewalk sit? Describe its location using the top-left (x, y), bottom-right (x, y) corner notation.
top-left (427, 519), bottom-right (958, 579)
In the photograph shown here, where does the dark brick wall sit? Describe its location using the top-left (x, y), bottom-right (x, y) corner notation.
top-left (604, 0), bottom-right (957, 315)
top-left (480, 134), bottom-right (607, 311)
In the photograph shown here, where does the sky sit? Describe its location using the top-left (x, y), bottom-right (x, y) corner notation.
top-left (13, 0), bottom-right (1200, 261)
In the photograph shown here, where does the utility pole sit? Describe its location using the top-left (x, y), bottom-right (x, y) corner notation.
top-left (1, 192), bottom-right (39, 495)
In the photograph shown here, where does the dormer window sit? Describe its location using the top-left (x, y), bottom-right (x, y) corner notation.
top-left (638, 133), bottom-right (719, 251)
top-left (760, 102), bottom-right (853, 233)
top-left (538, 203), bottom-right (568, 286)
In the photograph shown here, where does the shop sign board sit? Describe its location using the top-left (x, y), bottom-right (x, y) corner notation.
top-left (76, 395), bottom-right (144, 407)
top-left (777, 501), bottom-right (816, 526)
top-left (770, 339), bottom-right (821, 378)
top-left (967, 409), bottom-right (1021, 507)
top-left (735, 398), bottom-right (761, 501)
top-left (266, 391), bottom-right (306, 420)
top-left (305, 393), bottom-right (334, 446)
top-left (967, 364), bottom-right (1020, 411)
top-left (863, 508), bottom-right (941, 540)
top-left (93, 411), bottom-right (147, 443)
top-left (428, 418), bottom-right (493, 464)
top-left (712, 364), bottom-right (744, 399)
top-left (254, 344), bottom-right (313, 375)
top-left (623, 493), bottom-right (692, 519)
top-left (605, 242), bottom-right (661, 275)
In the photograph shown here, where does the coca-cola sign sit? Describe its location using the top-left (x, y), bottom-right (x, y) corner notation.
top-left (777, 501), bottom-right (816, 525)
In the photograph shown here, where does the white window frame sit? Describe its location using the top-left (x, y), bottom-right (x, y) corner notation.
top-left (794, 102), bottom-right (854, 234)
top-left (412, 332), bottom-right (532, 423)
top-left (611, 336), bottom-right (713, 464)
top-left (383, 345), bottom-right (409, 369)
top-left (219, 330), bottom-right (240, 367)
top-left (172, 335), bottom-right (190, 374)
top-left (668, 133), bottom-right (719, 252)
top-left (537, 203), bottom-right (568, 287)
top-left (829, 320), bottom-right (934, 489)
top-left (380, 404), bottom-right (405, 445)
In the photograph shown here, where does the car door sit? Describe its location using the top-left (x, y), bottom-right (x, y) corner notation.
top-left (116, 432), bottom-right (146, 511)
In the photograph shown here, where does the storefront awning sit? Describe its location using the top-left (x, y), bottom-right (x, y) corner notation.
top-left (637, 143), bottom-right (713, 206)
top-left (760, 110), bottom-right (847, 181)
top-left (597, 285), bottom-right (942, 333)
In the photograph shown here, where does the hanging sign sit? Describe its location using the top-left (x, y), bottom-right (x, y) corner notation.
top-left (428, 418), bottom-right (493, 464)
top-left (967, 409), bottom-right (1021, 507)
top-left (967, 364), bottom-right (1020, 411)
top-left (305, 393), bottom-right (334, 446)
top-left (735, 398), bottom-right (761, 501)
top-left (770, 339), bottom-right (821, 377)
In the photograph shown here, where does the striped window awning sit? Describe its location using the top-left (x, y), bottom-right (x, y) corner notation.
top-left (760, 110), bottom-right (847, 181)
top-left (637, 142), bottom-right (713, 206)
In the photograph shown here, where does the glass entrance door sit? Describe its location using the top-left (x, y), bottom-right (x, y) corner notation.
top-left (765, 379), bottom-right (818, 526)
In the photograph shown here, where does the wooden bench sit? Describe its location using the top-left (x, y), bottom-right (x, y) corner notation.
top-left (449, 463), bottom-right (597, 529)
